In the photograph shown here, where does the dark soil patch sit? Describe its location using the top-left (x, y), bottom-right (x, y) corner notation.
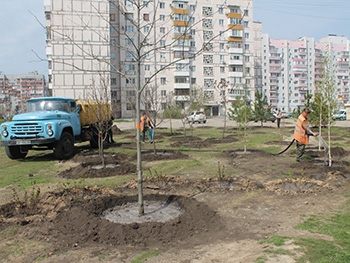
top-left (0, 187), bottom-right (225, 253)
top-left (139, 150), bottom-right (189, 162)
top-left (59, 153), bottom-right (136, 179)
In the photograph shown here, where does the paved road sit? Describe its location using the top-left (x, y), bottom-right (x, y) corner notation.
top-left (116, 117), bottom-right (350, 131)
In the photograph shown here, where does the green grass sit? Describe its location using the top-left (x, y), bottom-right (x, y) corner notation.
top-left (293, 206), bottom-right (350, 263)
top-left (131, 249), bottom-right (162, 263)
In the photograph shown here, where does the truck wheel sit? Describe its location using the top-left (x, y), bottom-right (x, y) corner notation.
top-left (53, 132), bottom-right (74, 160)
top-left (5, 146), bottom-right (28, 159)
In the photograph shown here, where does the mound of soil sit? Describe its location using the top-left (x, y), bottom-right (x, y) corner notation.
top-left (0, 187), bottom-right (225, 253)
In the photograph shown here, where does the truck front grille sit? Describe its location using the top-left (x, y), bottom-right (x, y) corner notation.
top-left (11, 123), bottom-right (43, 136)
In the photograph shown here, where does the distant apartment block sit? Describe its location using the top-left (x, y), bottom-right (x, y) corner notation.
top-left (0, 72), bottom-right (47, 117)
top-left (45, 0), bottom-right (258, 118)
top-left (262, 34), bottom-right (350, 112)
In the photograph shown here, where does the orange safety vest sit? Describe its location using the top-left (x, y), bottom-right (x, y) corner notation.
top-left (294, 114), bottom-right (309, 144)
top-left (140, 116), bottom-right (150, 131)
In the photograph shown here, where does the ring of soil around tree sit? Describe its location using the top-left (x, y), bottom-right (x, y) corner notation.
top-left (0, 187), bottom-right (225, 253)
top-left (58, 152), bottom-right (137, 179)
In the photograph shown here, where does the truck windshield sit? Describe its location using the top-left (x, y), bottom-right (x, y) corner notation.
top-left (27, 100), bottom-right (69, 112)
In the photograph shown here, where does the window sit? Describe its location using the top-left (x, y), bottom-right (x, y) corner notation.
top-left (125, 51), bottom-right (134, 59)
top-left (45, 11), bottom-right (51, 20)
top-left (125, 38), bottom-right (134, 45)
top-left (160, 27), bottom-right (165, 33)
top-left (160, 40), bottom-right (166, 47)
top-left (244, 9), bottom-right (249, 16)
top-left (191, 78), bottom-right (196, 84)
top-left (190, 5), bottom-right (196, 12)
top-left (244, 33), bottom-right (249, 39)
top-left (245, 44), bottom-right (250, 50)
top-left (218, 7), bottom-right (223, 14)
top-left (161, 90), bottom-right (166, 97)
top-left (125, 0), bottom-right (133, 6)
top-left (244, 21), bottom-right (249, 27)
top-left (111, 78), bottom-right (116, 85)
top-left (220, 67), bottom-right (225, 73)
top-left (190, 17), bottom-right (195, 25)
top-left (175, 76), bottom-right (189, 83)
top-left (220, 43), bottom-right (225, 49)
top-left (230, 18), bottom-right (241, 25)
top-left (145, 65), bottom-right (150, 71)
top-left (110, 27), bottom-right (116, 33)
top-left (160, 2), bottom-right (165, 8)
top-left (110, 14), bottom-right (115, 21)
top-left (125, 25), bottom-right (134, 32)
top-left (143, 13), bottom-right (149, 21)
top-left (160, 52), bottom-right (166, 59)
top-left (110, 38), bottom-right (116, 46)
top-left (144, 26), bottom-right (150, 33)
top-left (126, 12), bottom-right (134, 20)
top-left (126, 78), bottom-right (136, 84)
top-left (161, 77), bottom-right (166, 84)
top-left (126, 103), bottom-right (132, 110)
top-left (220, 55), bottom-right (225, 61)
top-left (219, 19), bottom-right (224, 26)
top-left (143, 1), bottom-right (149, 7)
top-left (125, 64), bottom-right (135, 71)
top-left (160, 14), bottom-right (165, 21)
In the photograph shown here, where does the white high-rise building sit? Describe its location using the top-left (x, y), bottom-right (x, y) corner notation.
top-left (44, 0), bottom-right (110, 100)
top-left (45, 0), bottom-right (259, 118)
top-left (261, 34), bottom-right (350, 112)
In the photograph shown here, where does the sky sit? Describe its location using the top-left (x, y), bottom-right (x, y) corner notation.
top-left (0, 0), bottom-right (350, 76)
top-left (254, 0), bottom-right (350, 40)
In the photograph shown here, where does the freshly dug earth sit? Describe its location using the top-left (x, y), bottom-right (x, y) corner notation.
top-left (1, 134), bottom-right (350, 263)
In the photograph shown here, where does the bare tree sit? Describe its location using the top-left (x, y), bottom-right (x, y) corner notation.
top-left (311, 54), bottom-right (338, 166)
top-left (43, 0), bottom-right (249, 216)
top-left (83, 73), bottom-right (112, 167)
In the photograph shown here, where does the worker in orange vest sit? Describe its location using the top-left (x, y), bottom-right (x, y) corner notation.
top-left (140, 112), bottom-right (153, 143)
top-left (294, 108), bottom-right (317, 162)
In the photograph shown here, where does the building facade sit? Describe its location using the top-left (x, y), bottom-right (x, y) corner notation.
top-left (261, 34), bottom-right (350, 112)
top-left (44, 0), bottom-right (111, 102)
top-left (45, 0), bottom-right (257, 118)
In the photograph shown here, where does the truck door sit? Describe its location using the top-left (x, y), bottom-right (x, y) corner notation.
top-left (70, 101), bottom-right (82, 135)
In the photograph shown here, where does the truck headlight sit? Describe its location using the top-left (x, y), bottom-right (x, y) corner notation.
top-left (46, 124), bottom-right (54, 136)
top-left (2, 129), bottom-right (8, 137)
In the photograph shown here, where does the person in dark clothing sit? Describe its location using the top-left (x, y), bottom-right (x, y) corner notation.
top-left (107, 116), bottom-right (115, 143)
top-left (275, 108), bottom-right (282, 128)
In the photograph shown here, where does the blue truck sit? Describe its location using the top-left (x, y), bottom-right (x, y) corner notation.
top-left (1, 97), bottom-right (111, 160)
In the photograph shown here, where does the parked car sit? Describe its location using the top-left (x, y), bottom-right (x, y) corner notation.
top-left (187, 111), bottom-right (207, 123)
top-left (268, 113), bottom-right (276, 122)
top-left (281, 111), bottom-right (290, 118)
top-left (332, 110), bottom-right (347, 120)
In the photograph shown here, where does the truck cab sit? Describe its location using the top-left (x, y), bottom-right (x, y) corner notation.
top-left (1, 97), bottom-right (81, 160)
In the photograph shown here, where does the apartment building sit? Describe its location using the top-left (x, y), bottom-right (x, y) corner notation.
top-left (116, 0), bottom-right (257, 118)
top-left (44, 0), bottom-right (110, 104)
top-left (45, 0), bottom-right (257, 118)
top-left (261, 34), bottom-right (350, 112)
top-left (0, 72), bottom-right (46, 117)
